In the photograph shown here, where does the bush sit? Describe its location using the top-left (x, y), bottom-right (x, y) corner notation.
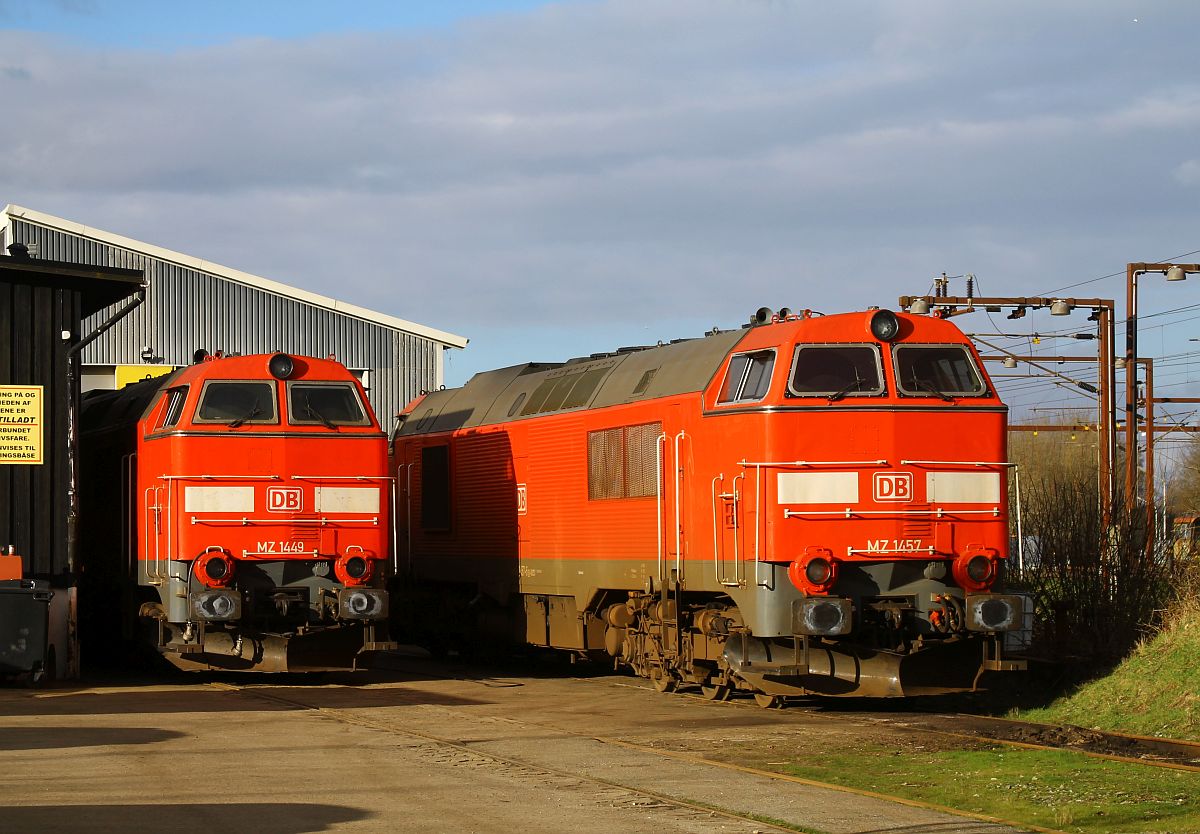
top-left (1010, 468), bottom-right (1178, 664)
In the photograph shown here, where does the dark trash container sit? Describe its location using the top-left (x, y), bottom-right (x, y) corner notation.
top-left (0, 579), bottom-right (52, 681)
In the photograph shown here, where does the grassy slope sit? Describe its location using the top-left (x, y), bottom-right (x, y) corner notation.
top-left (1022, 604), bottom-right (1200, 740)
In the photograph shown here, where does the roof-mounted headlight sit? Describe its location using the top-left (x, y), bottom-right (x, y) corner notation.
top-left (268, 353), bottom-right (296, 380)
top-left (868, 309), bottom-right (900, 342)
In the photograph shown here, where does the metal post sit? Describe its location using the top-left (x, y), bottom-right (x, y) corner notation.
top-left (1142, 358), bottom-right (1155, 554)
top-left (1125, 264), bottom-right (1139, 515)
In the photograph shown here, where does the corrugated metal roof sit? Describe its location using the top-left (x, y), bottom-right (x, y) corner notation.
top-left (3, 204), bottom-right (468, 348)
top-left (2, 205), bottom-right (462, 428)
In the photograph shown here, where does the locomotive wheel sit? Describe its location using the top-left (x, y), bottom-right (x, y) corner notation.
top-left (753, 692), bottom-right (784, 709)
top-left (650, 668), bottom-right (677, 693)
top-left (700, 683), bottom-right (730, 701)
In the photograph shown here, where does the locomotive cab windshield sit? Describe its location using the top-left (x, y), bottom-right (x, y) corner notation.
top-left (894, 344), bottom-right (987, 398)
top-left (287, 381), bottom-right (371, 427)
top-left (788, 344), bottom-right (885, 399)
top-left (195, 380), bottom-right (278, 425)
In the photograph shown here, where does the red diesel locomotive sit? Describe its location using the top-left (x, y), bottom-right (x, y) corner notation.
top-left (79, 352), bottom-right (393, 672)
top-left (393, 308), bottom-right (1026, 700)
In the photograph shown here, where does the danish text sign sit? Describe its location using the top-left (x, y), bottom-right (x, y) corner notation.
top-left (0, 386), bottom-right (43, 464)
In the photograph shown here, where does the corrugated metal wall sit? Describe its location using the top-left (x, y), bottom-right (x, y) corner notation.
top-left (11, 219), bottom-right (440, 427)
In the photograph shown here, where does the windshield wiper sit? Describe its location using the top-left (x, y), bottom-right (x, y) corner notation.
top-left (228, 403), bottom-right (262, 428)
top-left (910, 378), bottom-right (954, 402)
top-left (826, 380), bottom-right (864, 402)
top-left (304, 396), bottom-right (338, 430)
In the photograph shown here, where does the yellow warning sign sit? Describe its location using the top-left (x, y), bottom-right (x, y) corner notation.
top-left (0, 385), bottom-right (43, 465)
top-left (115, 364), bottom-right (174, 389)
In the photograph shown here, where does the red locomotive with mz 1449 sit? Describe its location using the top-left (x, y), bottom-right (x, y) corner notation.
top-left (393, 308), bottom-right (1026, 701)
top-left (80, 352), bottom-right (394, 672)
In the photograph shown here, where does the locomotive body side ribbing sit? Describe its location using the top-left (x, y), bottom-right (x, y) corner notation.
top-left (80, 353), bottom-right (394, 672)
top-left (393, 311), bottom-right (1025, 697)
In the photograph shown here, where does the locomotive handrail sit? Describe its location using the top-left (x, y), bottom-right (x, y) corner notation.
top-left (143, 485), bottom-right (164, 585)
top-left (656, 433), bottom-right (667, 583)
top-left (190, 517), bottom-right (380, 525)
top-left (738, 459), bottom-right (888, 468)
top-left (157, 474), bottom-right (283, 480)
top-left (710, 474), bottom-right (742, 587)
top-left (732, 473), bottom-right (745, 586)
top-left (783, 507), bottom-right (1001, 518)
top-left (846, 546), bottom-right (936, 556)
top-left (291, 475), bottom-right (396, 482)
top-left (404, 463), bottom-right (414, 574)
top-left (899, 460), bottom-right (1016, 467)
top-left (674, 430), bottom-right (686, 582)
top-left (751, 467), bottom-right (773, 589)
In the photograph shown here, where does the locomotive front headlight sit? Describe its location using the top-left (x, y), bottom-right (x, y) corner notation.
top-left (268, 352), bottom-right (295, 380)
top-left (868, 309), bottom-right (901, 342)
top-left (793, 597), bottom-right (853, 636)
top-left (190, 589), bottom-right (242, 622)
top-left (337, 588), bottom-right (388, 620)
top-left (965, 594), bottom-right (1023, 632)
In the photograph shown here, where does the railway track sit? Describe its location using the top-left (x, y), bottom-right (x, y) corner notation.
top-left (382, 653), bottom-right (1200, 775)
top-left (682, 689), bottom-right (1200, 774)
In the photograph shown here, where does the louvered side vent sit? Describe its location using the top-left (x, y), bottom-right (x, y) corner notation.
top-left (587, 421), bottom-right (662, 500)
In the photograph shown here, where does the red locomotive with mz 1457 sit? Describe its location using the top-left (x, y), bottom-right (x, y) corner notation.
top-left (80, 352), bottom-right (394, 672)
top-left (393, 308), bottom-right (1026, 701)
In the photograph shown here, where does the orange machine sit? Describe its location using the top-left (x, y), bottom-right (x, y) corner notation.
top-left (393, 308), bottom-right (1026, 700)
top-left (80, 352), bottom-right (393, 672)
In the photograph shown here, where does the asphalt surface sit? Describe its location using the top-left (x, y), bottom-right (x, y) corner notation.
top-left (0, 656), bottom-right (1028, 834)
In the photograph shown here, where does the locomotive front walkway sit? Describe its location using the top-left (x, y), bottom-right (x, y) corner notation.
top-left (0, 658), bottom-right (1028, 834)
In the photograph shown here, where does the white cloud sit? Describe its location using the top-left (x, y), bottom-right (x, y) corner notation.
top-left (2, 0), bottom-right (1200, 387)
top-left (1175, 160), bottom-right (1200, 186)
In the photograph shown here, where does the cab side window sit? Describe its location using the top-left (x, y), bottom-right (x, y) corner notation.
top-left (718, 350), bottom-right (776, 403)
top-left (158, 386), bottom-right (189, 429)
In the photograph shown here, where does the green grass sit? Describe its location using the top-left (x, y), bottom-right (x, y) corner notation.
top-left (1021, 605), bottom-right (1200, 740)
top-left (755, 744), bottom-right (1200, 834)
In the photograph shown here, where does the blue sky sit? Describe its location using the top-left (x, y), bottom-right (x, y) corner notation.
top-left (3, 1), bottom-right (1200, 460)
top-left (0, 1), bottom-right (552, 47)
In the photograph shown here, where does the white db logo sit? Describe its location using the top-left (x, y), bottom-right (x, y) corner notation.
top-left (267, 487), bottom-right (303, 512)
top-left (873, 472), bottom-right (913, 503)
